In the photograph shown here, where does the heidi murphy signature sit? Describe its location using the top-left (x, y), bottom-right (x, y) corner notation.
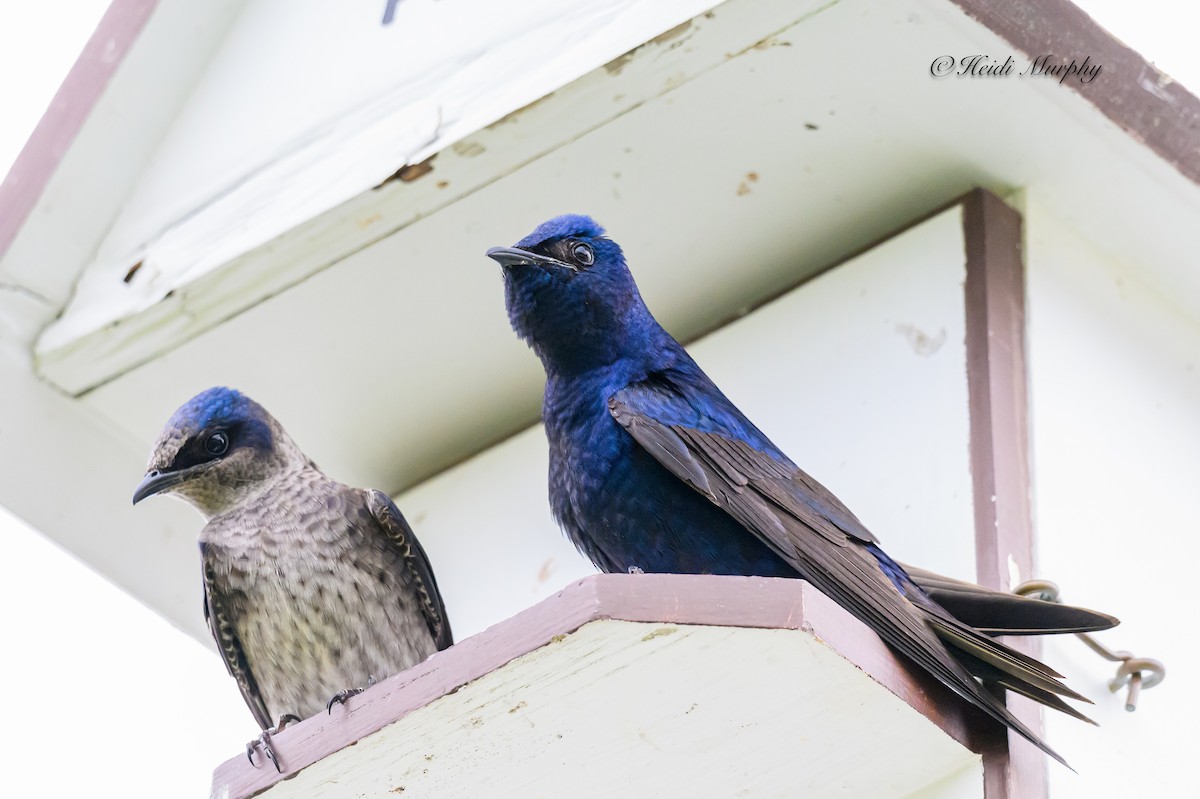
top-left (930, 54), bottom-right (1102, 84)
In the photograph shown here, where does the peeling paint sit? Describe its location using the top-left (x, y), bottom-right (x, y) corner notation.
top-left (652, 19), bottom-right (694, 46)
top-left (1138, 64), bottom-right (1176, 103)
top-left (373, 155), bottom-right (438, 190)
top-left (752, 36), bottom-right (793, 50)
top-left (603, 51), bottom-right (636, 77)
top-left (605, 20), bottom-right (694, 76)
top-left (641, 626), bottom-right (678, 641)
top-left (736, 171), bottom-right (759, 196)
top-left (122, 261), bottom-right (144, 284)
top-left (450, 139), bottom-right (486, 158)
top-left (727, 0), bottom-right (839, 60)
top-left (491, 91), bottom-right (557, 127)
top-left (398, 156), bottom-right (437, 182)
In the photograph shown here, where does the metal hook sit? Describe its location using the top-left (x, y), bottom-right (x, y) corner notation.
top-left (1013, 579), bottom-right (1165, 711)
top-left (1109, 658), bottom-right (1166, 711)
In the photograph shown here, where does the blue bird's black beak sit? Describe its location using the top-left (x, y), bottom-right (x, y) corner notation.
top-left (132, 468), bottom-right (189, 505)
top-left (486, 246), bottom-right (576, 272)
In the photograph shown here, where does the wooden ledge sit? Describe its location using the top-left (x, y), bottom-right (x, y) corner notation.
top-left (212, 574), bottom-right (993, 798)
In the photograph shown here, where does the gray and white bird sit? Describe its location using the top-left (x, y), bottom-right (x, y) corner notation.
top-left (133, 387), bottom-right (452, 770)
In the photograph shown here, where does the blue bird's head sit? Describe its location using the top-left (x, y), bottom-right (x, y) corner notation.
top-left (487, 215), bottom-right (661, 373)
top-left (133, 387), bottom-right (304, 517)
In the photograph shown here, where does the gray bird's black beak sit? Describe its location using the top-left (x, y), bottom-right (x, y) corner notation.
top-left (486, 246), bottom-right (576, 272)
top-left (132, 468), bottom-right (188, 505)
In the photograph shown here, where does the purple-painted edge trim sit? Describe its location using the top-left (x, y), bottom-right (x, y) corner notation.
top-left (963, 191), bottom-right (1046, 798)
top-left (950, 0), bottom-right (1200, 186)
top-left (210, 574), bottom-right (992, 798)
top-left (0, 0), bottom-right (158, 261)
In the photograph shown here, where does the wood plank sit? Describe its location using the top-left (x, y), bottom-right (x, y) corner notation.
top-left (962, 189), bottom-right (1046, 798)
top-left (210, 574), bottom-right (987, 798)
top-left (951, 0), bottom-right (1200, 187)
top-left (36, 0), bottom-right (818, 394)
top-left (0, 0), bottom-right (158, 258)
top-left (260, 620), bottom-right (980, 798)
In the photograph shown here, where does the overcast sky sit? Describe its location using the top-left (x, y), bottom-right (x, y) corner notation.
top-left (1, 1), bottom-right (1197, 796)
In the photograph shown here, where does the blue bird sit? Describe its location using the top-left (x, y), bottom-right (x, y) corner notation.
top-left (488, 215), bottom-right (1116, 767)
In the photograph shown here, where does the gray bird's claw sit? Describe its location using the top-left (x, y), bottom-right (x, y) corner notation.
top-left (327, 675), bottom-right (378, 714)
top-left (246, 714), bottom-right (301, 772)
top-left (327, 687), bottom-right (365, 714)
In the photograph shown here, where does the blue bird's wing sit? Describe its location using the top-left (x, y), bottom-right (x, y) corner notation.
top-left (609, 374), bottom-right (1083, 766)
top-left (201, 544), bottom-right (273, 730)
top-left (609, 370), bottom-right (879, 547)
top-left (366, 490), bottom-right (454, 651)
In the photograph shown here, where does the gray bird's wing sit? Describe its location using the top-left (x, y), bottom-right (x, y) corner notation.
top-left (609, 375), bottom-right (1081, 767)
top-left (201, 544), bottom-right (272, 730)
top-left (366, 490), bottom-right (454, 651)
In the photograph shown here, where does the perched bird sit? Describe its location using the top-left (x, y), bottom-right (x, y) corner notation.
top-left (133, 388), bottom-right (452, 770)
top-left (488, 215), bottom-right (1116, 767)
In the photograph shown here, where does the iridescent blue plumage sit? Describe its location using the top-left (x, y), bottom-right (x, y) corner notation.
top-left (161, 386), bottom-right (274, 461)
top-left (515, 213), bottom-right (606, 249)
top-left (489, 214), bottom-right (1116, 768)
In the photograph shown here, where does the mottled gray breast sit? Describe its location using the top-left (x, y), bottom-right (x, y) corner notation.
top-left (201, 469), bottom-right (439, 723)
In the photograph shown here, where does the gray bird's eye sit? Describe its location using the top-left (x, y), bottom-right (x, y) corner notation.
top-left (571, 242), bottom-right (594, 267)
top-left (205, 431), bottom-right (230, 456)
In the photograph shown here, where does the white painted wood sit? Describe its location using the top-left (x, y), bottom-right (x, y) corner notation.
top-left (0, 337), bottom-right (207, 641)
top-left (400, 207), bottom-right (972, 641)
top-left (0, 0), bottom-right (246, 343)
top-left (912, 763), bottom-right (988, 799)
top-left (34, 0), bottom-right (1200, 396)
top-left (1024, 196), bottom-right (1200, 799)
top-left (252, 620), bottom-right (981, 799)
top-left (36, 0), bottom-right (728, 363)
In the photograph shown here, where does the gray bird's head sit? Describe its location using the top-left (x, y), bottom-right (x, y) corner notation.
top-left (133, 387), bottom-right (307, 518)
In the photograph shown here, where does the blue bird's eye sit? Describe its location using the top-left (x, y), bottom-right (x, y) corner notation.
top-left (205, 431), bottom-right (230, 456)
top-left (571, 242), bottom-right (595, 267)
